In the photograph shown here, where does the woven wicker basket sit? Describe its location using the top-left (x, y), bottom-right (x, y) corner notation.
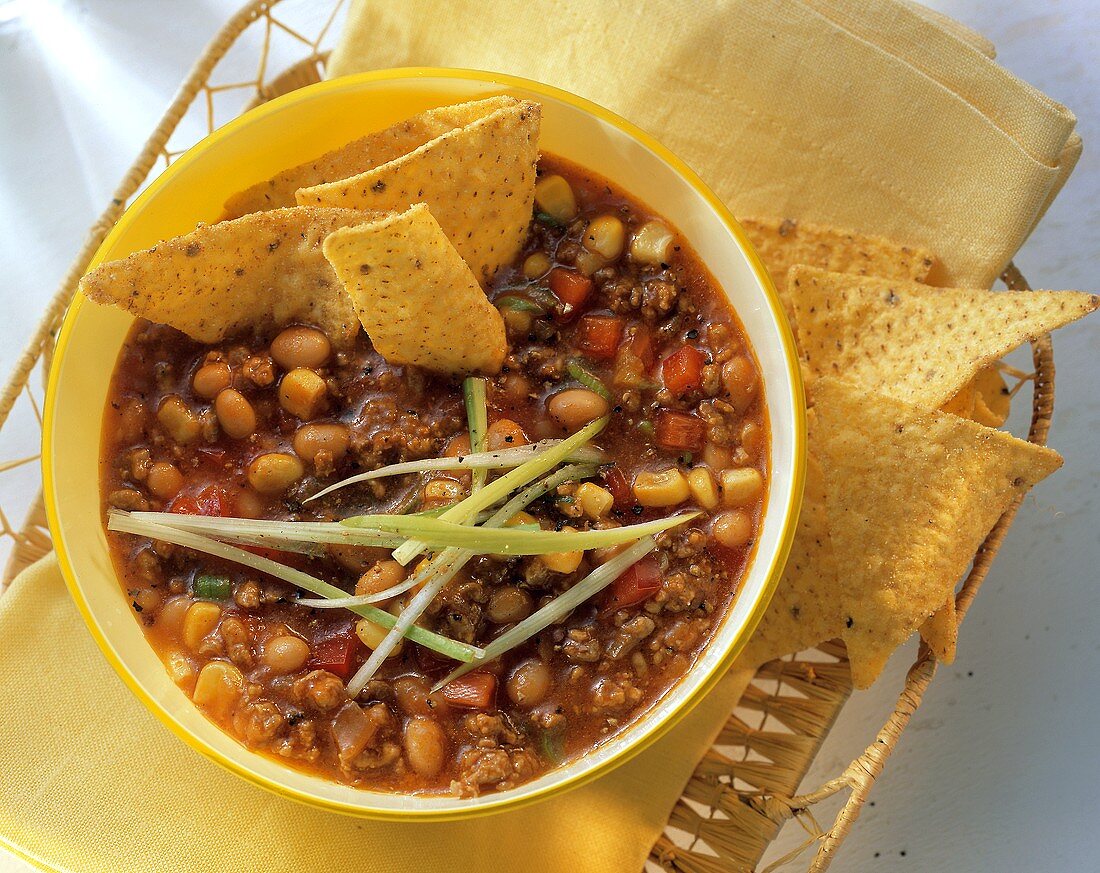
top-left (0, 2), bottom-right (1056, 870)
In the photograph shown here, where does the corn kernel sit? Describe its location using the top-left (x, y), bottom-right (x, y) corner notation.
top-left (355, 609), bottom-right (404, 659)
top-left (630, 220), bottom-right (675, 265)
top-left (575, 482), bottom-right (615, 519)
top-left (687, 467), bottom-right (720, 509)
top-left (720, 467), bottom-right (764, 506)
top-left (540, 526), bottom-right (584, 573)
top-left (505, 511), bottom-right (538, 528)
top-left (583, 215), bottom-right (626, 260)
top-left (192, 660), bottom-right (243, 719)
top-left (182, 601), bottom-right (221, 652)
top-left (523, 252), bottom-right (552, 279)
top-left (534, 174), bottom-right (577, 223)
top-left (633, 468), bottom-right (690, 507)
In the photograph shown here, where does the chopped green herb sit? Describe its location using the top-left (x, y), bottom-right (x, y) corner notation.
top-left (535, 211), bottom-right (565, 228)
top-left (495, 295), bottom-right (545, 314)
top-left (192, 574), bottom-right (231, 601)
top-left (540, 726), bottom-right (566, 764)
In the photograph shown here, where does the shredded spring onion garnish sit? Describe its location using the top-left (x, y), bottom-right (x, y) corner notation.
top-left (303, 441), bottom-right (605, 504)
top-left (566, 358), bottom-right (612, 402)
top-left (391, 416), bottom-right (609, 565)
top-left (107, 513), bottom-right (482, 663)
top-left (464, 376), bottom-right (488, 494)
top-left (123, 505), bottom-right (689, 556)
top-left (297, 465), bottom-right (597, 611)
top-left (342, 464), bottom-right (599, 695)
top-left (434, 536), bottom-right (659, 690)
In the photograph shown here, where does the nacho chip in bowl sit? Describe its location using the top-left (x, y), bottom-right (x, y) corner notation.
top-left (322, 203), bottom-right (507, 376)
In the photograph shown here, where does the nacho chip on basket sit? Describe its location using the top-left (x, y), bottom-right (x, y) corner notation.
top-left (738, 217), bottom-right (936, 322)
top-left (971, 364), bottom-right (1013, 427)
top-left (790, 266), bottom-right (1099, 408)
top-left (322, 203), bottom-right (507, 376)
top-left (811, 377), bottom-right (1063, 687)
top-left (921, 362), bottom-right (1016, 659)
top-left (299, 98), bottom-right (540, 285)
top-left (739, 445), bottom-right (842, 666)
top-left (222, 96), bottom-right (517, 219)
top-left (920, 591), bottom-right (959, 663)
top-left (78, 207), bottom-right (377, 347)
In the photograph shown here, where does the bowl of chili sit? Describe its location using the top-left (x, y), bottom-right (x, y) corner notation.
top-left (43, 69), bottom-right (806, 818)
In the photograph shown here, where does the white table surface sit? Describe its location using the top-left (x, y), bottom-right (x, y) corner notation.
top-left (0, 2), bottom-right (1096, 871)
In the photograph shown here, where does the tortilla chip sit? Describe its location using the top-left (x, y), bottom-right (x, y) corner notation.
top-left (79, 207), bottom-right (376, 347)
top-left (739, 443), bottom-right (842, 667)
top-left (811, 377), bottom-right (1062, 687)
top-left (920, 596), bottom-right (958, 663)
top-left (971, 365), bottom-right (1011, 427)
top-left (791, 266), bottom-right (1099, 408)
top-left (939, 382), bottom-right (977, 419)
top-left (738, 217), bottom-right (936, 323)
top-left (222, 97), bottom-right (517, 219)
top-left (322, 204), bottom-right (507, 376)
top-left (299, 99), bottom-right (540, 285)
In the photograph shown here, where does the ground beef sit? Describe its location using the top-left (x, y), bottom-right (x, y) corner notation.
top-left (451, 747), bottom-right (541, 797)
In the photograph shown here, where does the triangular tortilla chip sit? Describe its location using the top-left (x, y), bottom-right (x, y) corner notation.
top-left (939, 382), bottom-right (977, 419)
top-left (322, 203), bottom-right (506, 376)
top-left (923, 362), bottom-right (1015, 659)
top-left (738, 217), bottom-right (936, 324)
top-left (299, 98), bottom-right (540, 285)
top-left (790, 266), bottom-right (1099, 408)
top-left (971, 364), bottom-right (1012, 427)
top-left (920, 595), bottom-right (958, 663)
top-left (739, 443), bottom-right (842, 667)
top-left (222, 97), bottom-right (517, 219)
top-left (79, 207), bottom-right (375, 347)
top-left (811, 377), bottom-right (1062, 687)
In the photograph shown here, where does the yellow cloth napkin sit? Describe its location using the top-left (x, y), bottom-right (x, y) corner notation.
top-left (0, 557), bottom-right (754, 872)
top-left (328, 0), bottom-right (1079, 288)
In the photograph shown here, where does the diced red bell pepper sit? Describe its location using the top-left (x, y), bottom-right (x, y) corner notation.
top-left (168, 484), bottom-right (228, 516)
top-left (661, 345), bottom-right (705, 397)
top-left (601, 465), bottom-right (635, 509)
top-left (549, 268), bottom-right (593, 309)
top-left (626, 326), bottom-right (657, 372)
top-left (441, 672), bottom-right (497, 709)
top-left (602, 556), bottom-right (662, 615)
top-left (309, 628), bottom-right (361, 680)
top-left (655, 410), bottom-right (707, 452)
top-left (576, 314), bottom-right (625, 360)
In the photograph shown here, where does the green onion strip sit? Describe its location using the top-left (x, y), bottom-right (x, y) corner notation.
top-left (566, 358), bottom-right (613, 402)
top-left (464, 376), bottom-right (489, 495)
top-left (390, 416), bottom-right (609, 566)
top-left (303, 441), bottom-right (604, 504)
top-left (298, 465), bottom-right (596, 611)
top-left (434, 536), bottom-right (659, 690)
top-left (124, 509), bottom-right (693, 556)
top-left (107, 513), bottom-right (481, 664)
top-left (344, 464), bottom-right (598, 696)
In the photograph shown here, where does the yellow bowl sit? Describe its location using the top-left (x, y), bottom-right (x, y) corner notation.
top-left (43, 68), bottom-right (806, 820)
